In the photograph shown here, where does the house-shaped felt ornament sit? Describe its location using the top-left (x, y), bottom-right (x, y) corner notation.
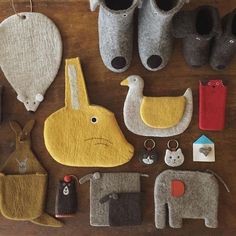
top-left (193, 135), bottom-right (215, 162)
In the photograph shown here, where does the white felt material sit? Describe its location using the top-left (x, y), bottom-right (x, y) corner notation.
top-left (68, 65), bottom-right (80, 110)
top-left (0, 12), bottom-right (62, 112)
top-left (90, 0), bottom-right (100, 11)
top-left (122, 76), bottom-right (193, 137)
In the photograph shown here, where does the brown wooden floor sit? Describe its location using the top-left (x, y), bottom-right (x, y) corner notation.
top-left (0, 0), bottom-right (236, 235)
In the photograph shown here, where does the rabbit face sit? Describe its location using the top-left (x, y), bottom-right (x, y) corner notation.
top-left (45, 106), bottom-right (134, 167)
top-left (164, 148), bottom-right (184, 167)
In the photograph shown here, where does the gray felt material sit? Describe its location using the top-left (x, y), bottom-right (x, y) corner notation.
top-left (122, 75), bottom-right (193, 137)
top-left (172, 6), bottom-right (221, 68)
top-left (210, 9), bottom-right (236, 70)
top-left (79, 172), bottom-right (142, 226)
top-left (0, 12), bottom-right (62, 112)
top-left (90, 0), bottom-right (141, 73)
top-left (138, 0), bottom-right (189, 71)
top-left (154, 170), bottom-right (219, 229)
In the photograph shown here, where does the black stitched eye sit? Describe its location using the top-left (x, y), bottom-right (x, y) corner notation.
top-left (170, 156), bottom-right (172, 159)
top-left (91, 117), bottom-right (98, 124)
top-left (177, 156), bottom-right (180, 159)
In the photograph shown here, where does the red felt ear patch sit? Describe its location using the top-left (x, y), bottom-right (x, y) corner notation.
top-left (171, 180), bottom-right (185, 197)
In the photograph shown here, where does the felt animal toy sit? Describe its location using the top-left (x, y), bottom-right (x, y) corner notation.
top-left (0, 120), bottom-right (62, 227)
top-left (79, 172), bottom-right (147, 226)
top-left (138, 0), bottom-right (189, 71)
top-left (154, 170), bottom-right (229, 229)
top-left (44, 58), bottom-right (134, 167)
top-left (210, 9), bottom-right (236, 70)
top-left (0, 12), bottom-right (62, 111)
top-left (121, 75), bottom-right (193, 137)
top-left (89, 0), bottom-right (142, 73)
top-left (55, 175), bottom-right (78, 218)
top-left (172, 6), bottom-right (221, 68)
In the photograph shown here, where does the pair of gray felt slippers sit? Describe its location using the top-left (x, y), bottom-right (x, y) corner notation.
top-left (172, 6), bottom-right (236, 70)
top-left (90, 0), bottom-right (190, 73)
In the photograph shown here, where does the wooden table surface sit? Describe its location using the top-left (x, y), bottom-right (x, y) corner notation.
top-left (0, 0), bottom-right (236, 235)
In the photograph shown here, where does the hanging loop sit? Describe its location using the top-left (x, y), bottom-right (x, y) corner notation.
top-left (11, 0), bottom-right (33, 19)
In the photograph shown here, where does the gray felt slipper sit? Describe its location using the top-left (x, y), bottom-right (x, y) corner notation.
top-left (90, 0), bottom-right (142, 73)
top-left (172, 5), bottom-right (221, 68)
top-left (138, 0), bottom-right (189, 71)
top-left (210, 9), bottom-right (236, 70)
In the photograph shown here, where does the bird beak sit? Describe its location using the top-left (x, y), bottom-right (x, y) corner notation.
top-left (120, 79), bottom-right (128, 86)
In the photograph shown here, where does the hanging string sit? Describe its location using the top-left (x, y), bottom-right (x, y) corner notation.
top-left (11, 0), bottom-right (33, 19)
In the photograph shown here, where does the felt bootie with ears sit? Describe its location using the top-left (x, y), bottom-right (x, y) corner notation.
top-left (210, 9), bottom-right (236, 70)
top-left (172, 6), bottom-right (221, 68)
top-left (138, 0), bottom-right (189, 71)
top-left (90, 0), bottom-right (141, 73)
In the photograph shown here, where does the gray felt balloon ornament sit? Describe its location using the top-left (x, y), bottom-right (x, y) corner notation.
top-left (0, 1), bottom-right (62, 111)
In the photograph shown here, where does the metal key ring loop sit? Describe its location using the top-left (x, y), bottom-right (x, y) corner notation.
top-left (167, 139), bottom-right (179, 150)
top-left (144, 139), bottom-right (156, 151)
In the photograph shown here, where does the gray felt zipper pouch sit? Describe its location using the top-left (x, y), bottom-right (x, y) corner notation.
top-left (80, 172), bottom-right (147, 226)
top-left (154, 169), bottom-right (230, 229)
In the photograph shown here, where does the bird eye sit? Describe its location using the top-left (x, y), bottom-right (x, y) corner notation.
top-left (169, 156), bottom-right (172, 159)
top-left (91, 116), bottom-right (98, 124)
top-left (133, 78), bottom-right (137, 82)
top-left (177, 156), bottom-right (180, 159)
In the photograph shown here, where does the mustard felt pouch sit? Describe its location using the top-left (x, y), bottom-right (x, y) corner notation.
top-left (0, 120), bottom-right (63, 228)
top-left (140, 96), bottom-right (186, 128)
top-left (44, 58), bottom-right (134, 167)
top-left (0, 173), bottom-right (46, 220)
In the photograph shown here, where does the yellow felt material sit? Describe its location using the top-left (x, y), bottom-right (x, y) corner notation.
top-left (0, 120), bottom-right (63, 227)
top-left (44, 58), bottom-right (134, 167)
top-left (140, 96), bottom-right (186, 128)
top-left (0, 174), bottom-right (47, 220)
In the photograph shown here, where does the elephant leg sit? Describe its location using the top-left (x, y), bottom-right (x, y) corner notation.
top-left (169, 207), bottom-right (183, 228)
top-left (205, 217), bottom-right (218, 228)
top-left (155, 204), bottom-right (166, 229)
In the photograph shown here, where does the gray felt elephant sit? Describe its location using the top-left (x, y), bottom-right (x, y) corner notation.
top-left (154, 170), bottom-right (219, 228)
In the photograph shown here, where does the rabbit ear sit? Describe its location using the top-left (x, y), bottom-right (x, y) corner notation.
top-left (9, 121), bottom-right (22, 135)
top-left (23, 120), bottom-right (35, 134)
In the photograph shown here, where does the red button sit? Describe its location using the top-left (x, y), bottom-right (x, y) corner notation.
top-left (64, 175), bottom-right (72, 183)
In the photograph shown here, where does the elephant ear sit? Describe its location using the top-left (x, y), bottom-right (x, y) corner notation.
top-left (171, 180), bottom-right (185, 198)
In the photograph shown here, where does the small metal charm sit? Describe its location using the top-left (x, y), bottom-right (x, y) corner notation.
top-left (138, 139), bottom-right (158, 165)
top-left (164, 140), bottom-right (184, 167)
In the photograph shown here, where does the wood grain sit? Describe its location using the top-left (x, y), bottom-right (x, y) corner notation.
top-left (0, 0), bottom-right (236, 235)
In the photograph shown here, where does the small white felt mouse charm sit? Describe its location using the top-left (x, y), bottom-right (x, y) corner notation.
top-left (164, 140), bottom-right (184, 167)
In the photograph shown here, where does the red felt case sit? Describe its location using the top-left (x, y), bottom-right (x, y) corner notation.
top-left (199, 80), bottom-right (227, 131)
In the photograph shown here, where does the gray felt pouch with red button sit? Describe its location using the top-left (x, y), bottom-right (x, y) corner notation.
top-left (154, 169), bottom-right (220, 229)
top-left (100, 192), bottom-right (142, 226)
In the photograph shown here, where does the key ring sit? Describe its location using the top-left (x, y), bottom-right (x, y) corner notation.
top-left (167, 139), bottom-right (179, 151)
top-left (144, 139), bottom-right (156, 151)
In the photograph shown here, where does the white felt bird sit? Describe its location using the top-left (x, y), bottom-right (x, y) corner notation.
top-left (120, 75), bottom-right (193, 137)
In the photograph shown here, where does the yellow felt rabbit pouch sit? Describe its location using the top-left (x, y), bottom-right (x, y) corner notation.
top-left (0, 120), bottom-right (62, 227)
top-left (44, 58), bottom-right (134, 167)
